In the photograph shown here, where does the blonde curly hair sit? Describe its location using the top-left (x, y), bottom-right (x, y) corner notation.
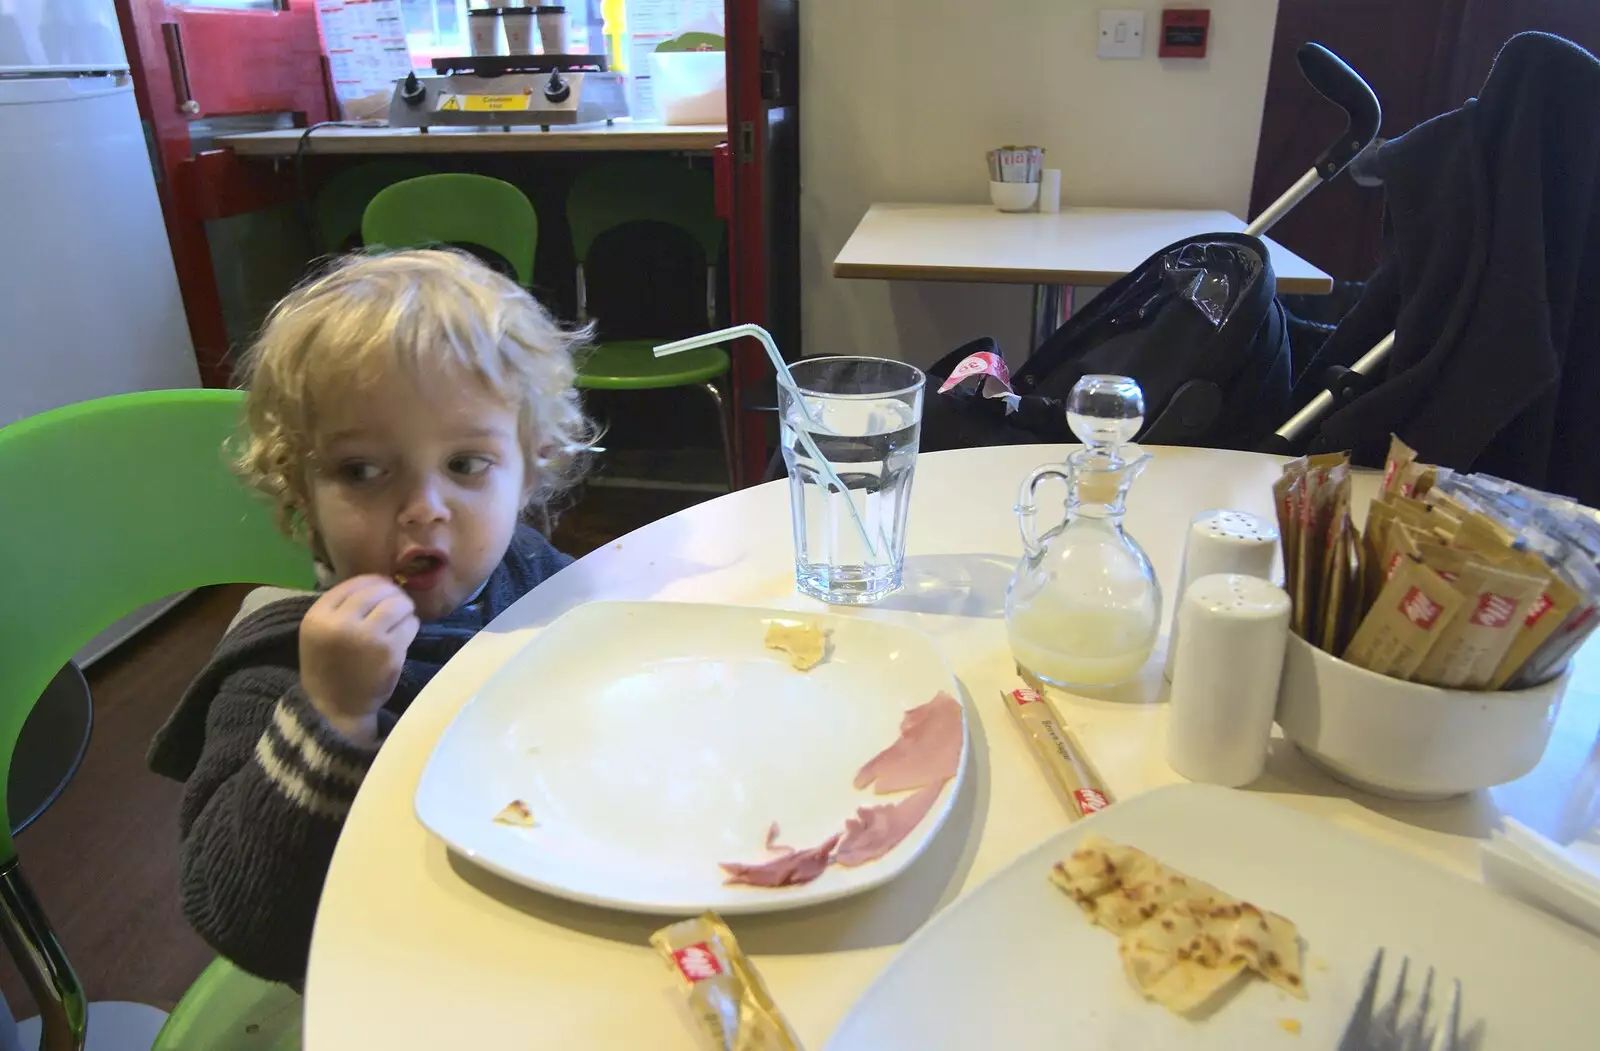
top-left (234, 248), bottom-right (595, 538)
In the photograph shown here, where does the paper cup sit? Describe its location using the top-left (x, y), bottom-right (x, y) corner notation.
top-left (502, 7), bottom-right (534, 55)
top-left (468, 9), bottom-right (502, 56)
top-left (536, 5), bottom-right (569, 54)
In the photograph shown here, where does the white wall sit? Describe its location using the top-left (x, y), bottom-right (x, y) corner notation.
top-left (800, 0), bottom-right (1282, 366)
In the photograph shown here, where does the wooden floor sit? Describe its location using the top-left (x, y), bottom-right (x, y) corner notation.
top-left (0, 485), bottom-right (707, 1018)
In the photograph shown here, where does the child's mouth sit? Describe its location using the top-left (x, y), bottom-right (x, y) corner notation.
top-left (395, 550), bottom-right (449, 590)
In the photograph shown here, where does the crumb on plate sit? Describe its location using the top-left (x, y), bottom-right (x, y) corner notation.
top-left (1278, 1019), bottom-right (1301, 1035)
top-left (764, 620), bottom-right (831, 671)
top-left (493, 799), bottom-right (536, 827)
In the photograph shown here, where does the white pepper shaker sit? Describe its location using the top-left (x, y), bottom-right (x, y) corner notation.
top-left (1166, 573), bottom-right (1291, 787)
top-left (1162, 509), bottom-right (1279, 681)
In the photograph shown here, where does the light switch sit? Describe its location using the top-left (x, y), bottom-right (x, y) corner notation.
top-left (1098, 9), bottom-right (1146, 60)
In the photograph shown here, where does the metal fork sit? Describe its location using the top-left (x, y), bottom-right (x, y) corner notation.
top-left (1337, 948), bottom-right (1462, 1051)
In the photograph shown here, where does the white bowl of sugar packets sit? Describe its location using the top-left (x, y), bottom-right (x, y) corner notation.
top-left (989, 181), bottom-right (1039, 213)
top-left (1275, 633), bottom-right (1570, 800)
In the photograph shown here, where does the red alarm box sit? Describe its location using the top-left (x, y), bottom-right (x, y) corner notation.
top-left (1160, 8), bottom-right (1210, 59)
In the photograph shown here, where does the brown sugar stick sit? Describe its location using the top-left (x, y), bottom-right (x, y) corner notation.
top-left (1004, 686), bottom-right (1112, 820)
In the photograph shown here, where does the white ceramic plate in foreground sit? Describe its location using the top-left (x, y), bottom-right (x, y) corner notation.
top-left (827, 783), bottom-right (1600, 1049)
top-left (415, 601), bottom-right (966, 915)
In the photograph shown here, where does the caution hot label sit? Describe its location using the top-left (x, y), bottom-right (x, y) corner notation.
top-left (437, 93), bottom-right (530, 113)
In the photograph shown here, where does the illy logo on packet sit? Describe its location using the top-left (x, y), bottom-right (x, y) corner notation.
top-left (1470, 592), bottom-right (1518, 629)
top-left (671, 944), bottom-right (723, 983)
top-left (1525, 592), bottom-right (1555, 626)
top-left (1074, 788), bottom-right (1110, 814)
top-left (1399, 586), bottom-right (1444, 629)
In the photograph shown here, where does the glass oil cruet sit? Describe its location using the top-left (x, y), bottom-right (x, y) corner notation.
top-left (1006, 375), bottom-right (1161, 688)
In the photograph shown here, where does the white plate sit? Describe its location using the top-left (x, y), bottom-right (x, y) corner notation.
top-left (827, 783), bottom-right (1600, 1049)
top-left (415, 601), bottom-right (967, 914)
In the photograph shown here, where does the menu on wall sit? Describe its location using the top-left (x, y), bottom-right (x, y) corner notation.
top-left (626, 0), bottom-right (722, 36)
top-left (627, 31), bottom-right (662, 119)
top-left (314, 0), bottom-right (413, 116)
top-left (622, 0), bottom-right (723, 122)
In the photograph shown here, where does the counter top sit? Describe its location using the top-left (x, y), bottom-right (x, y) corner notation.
top-left (217, 121), bottom-right (727, 157)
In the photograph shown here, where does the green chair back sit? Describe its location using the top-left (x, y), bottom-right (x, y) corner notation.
top-left (566, 157), bottom-right (722, 266)
top-left (153, 957), bottom-right (302, 1051)
top-left (362, 173), bottom-right (539, 286)
top-left (0, 389), bottom-right (313, 867)
top-left (314, 160), bottom-right (436, 254)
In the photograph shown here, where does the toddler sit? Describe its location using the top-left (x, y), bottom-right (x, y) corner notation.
top-left (149, 249), bottom-right (593, 988)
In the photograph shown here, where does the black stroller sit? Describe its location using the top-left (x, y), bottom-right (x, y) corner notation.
top-left (926, 33), bottom-right (1600, 507)
top-left (925, 41), bottom-right (1380, 454)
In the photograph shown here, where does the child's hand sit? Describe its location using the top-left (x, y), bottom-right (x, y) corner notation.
top-left (300, 575), bottom-right (420, 745)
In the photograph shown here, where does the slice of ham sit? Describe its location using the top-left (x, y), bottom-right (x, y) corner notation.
top-left (854, 691), bottom-right (964, 794)
top-left (764, 821), bottom-right (791, 853)
top-left (835, 782), bottom-right (946, 867)
top-left (721, 833), bottom-right (840, 887)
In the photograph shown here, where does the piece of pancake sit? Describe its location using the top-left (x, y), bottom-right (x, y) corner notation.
top-left (1051, 835), bottom-right (1305, 1015)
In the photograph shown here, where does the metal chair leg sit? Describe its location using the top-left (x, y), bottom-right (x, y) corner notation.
top-left (1029, 283), bottom-right (1072, 352)
top-left (0, 861), bottom-right (86, 1051)
top-left (701, 382), bottom-right (735, 490)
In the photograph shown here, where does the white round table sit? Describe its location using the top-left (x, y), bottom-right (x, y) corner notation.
top-left (303, 446), bottom-right (1600, 1049)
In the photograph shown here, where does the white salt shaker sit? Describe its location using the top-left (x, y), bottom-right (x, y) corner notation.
top-left (1038, 168), bottom-right (1062, 213)
top-left (1162, 509), bottom-right (1278, 681)
top-left (1166, 573), bottom-right (1291, 787)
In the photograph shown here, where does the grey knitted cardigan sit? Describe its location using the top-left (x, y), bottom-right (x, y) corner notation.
top-left (148, 525), bottom-right (571, 989)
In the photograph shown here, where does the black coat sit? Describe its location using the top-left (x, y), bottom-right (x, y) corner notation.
top-left (1302, 32), bottom-right (1600, 505)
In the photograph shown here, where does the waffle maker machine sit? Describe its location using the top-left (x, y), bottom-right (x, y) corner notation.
top-left (388, 54), bottom-right (628, 131)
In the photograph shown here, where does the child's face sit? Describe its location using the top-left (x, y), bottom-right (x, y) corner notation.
top-left (304, 366), bottom-right (528, 621)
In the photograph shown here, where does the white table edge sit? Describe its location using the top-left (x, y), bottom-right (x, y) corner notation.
top-left (832, 203), bottom-right (1336, 294)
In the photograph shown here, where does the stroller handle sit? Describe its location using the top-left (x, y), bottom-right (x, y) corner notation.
top-left (1298, 43), bottom-right (1382, 179)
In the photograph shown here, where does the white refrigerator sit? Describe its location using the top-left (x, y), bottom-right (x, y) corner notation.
top-left (0, 0), bottom-right (202, 431)
top-left (1, 0), bottom-right (204, 663)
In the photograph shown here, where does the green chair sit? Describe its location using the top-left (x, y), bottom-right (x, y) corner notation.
top-left (361, 173), bottom-right (539, 286)
top-left (0, 390), bottom-right (313, 1051)
top-left (567, 157), bottom-right (733, 487)
top-left (313, 160), bottom-right (436, 254)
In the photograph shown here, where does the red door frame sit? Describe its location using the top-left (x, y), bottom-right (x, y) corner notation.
top-left (724, 0), bottom-right (771, 488)
top-left (115, 0), bottom-right (332, 387)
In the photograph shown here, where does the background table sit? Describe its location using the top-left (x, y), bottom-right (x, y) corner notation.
top-left (834, 204), bottom-right (1336, 349)
top-left (305, 446), bottom-right (1600, 1050)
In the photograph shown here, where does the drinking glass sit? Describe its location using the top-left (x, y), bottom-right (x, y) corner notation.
top-left (779, 357), bottom-right (925, 605)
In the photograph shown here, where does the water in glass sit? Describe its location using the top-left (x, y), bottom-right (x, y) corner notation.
top-left (781, 357), bottom-right (924, 605)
